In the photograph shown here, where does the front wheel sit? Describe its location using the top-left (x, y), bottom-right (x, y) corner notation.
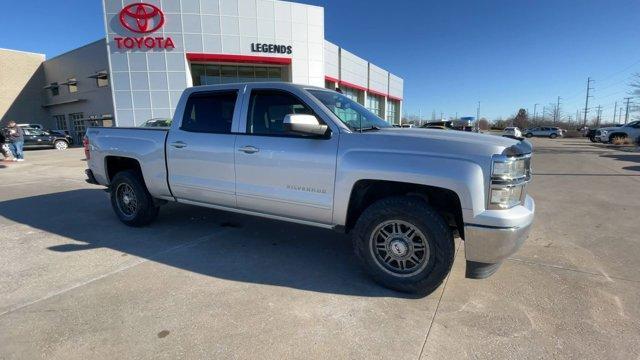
top-left (110, 170), bottom-right (159, 227)
top-left (352, 196), bottom-right (455, 295)
top-left (549, 133), bottom-right (558, 139)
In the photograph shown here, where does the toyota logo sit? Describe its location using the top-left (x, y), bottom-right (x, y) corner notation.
top-left (119, 3), bottom-right (165, 34)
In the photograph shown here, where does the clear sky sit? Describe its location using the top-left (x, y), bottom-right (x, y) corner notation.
top-left (1, 0), bottom-right (639, 121)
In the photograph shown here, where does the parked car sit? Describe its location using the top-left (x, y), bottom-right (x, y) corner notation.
top-left (503, 127), bottom-right (522, 138)
top-left (523, 126), bottom-right (563, 138)
top-left (84, 82), bottom-right (535, 295)
top-left (22, 128), bottom-right (73, 150)
top-left (596, 121), bottom-right (640, 143)
top-left (138, 118), bottom-right (172, 128)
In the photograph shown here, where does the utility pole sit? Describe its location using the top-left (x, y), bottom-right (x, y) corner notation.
top-left (612, 101), bottom-right (618, 125)
top-left (595, 105), bottom-right (602, 126)
top-left (623, 97), bottom-right (632, 124)
top-left (583, 77), bottom-right (595, 127)
top-left (476, 101), bottom-right (481, 123)
top-left (542, 106), bottom-right (546, 121)
top-left (533, 103), bottom-right (539, 121)
top-left (554, 96), bottom-right (562, 123)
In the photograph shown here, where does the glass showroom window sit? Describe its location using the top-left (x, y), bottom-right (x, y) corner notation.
top-left (191, 64), bottom-right (286, 86)
top-left (387, 100), bottom-right (398, 123)
top-left (367, 94), bottom-right (383, 118)
top-left (341, 87), bottom-right (364, 105)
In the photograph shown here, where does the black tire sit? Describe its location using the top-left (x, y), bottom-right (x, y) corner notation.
top-left (110, 170), bottom-right (159, 227)
top-left (525, 133), bottom-right (533, 138)
top-left (53, 140), bottom-right (68, 150)
top-left (589, 136), bottom-right (597, 143)
top-left (549, 133), bottom-right (558, 139)
top-left (352, 196), bottom-right (455, 295)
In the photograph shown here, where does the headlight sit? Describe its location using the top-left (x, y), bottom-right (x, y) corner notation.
top-left (489, 155), bottom-right (531, 210)
top-left (490, 186), bottom-right (523, 209)
top-left (492, 158), bottom-right (527, 180)
top-left (600, 130), bottom-right (608, 135)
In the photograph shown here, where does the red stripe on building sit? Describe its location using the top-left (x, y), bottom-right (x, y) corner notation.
top-left (186, 53), bottom-right (292, 65)
top-left (367, 88), bottom-right (387, 98)
top-left (388, 95), bottom-right (403, 101)
top-left (325, 75), bottom-right (339, 83)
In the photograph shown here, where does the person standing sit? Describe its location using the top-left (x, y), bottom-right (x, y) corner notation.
top-left (6, 121), bottom-right (25, 162)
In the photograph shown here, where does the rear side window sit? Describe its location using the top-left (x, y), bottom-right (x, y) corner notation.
top-left (247, 90), bottom-right (315, 135)
top-left (181, 91), bottom-right (237, 133)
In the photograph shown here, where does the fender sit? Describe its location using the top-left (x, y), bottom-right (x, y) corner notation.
top-left (332, 149), bottom-right (486, 226)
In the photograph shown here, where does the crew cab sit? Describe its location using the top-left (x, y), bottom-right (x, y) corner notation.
top-left (85, 83), bottom-right (535, 295)
top-left (596, 121), bottom-right (640, 143)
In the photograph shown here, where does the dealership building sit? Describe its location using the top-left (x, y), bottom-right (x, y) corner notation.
top-left (0, 0), bottom-right (403, 142)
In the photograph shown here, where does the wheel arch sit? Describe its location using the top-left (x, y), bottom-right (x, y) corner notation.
top-left (343, 180), bottom-right (465, 239)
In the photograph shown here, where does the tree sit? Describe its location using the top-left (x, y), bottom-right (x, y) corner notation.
top-left (513, 108), bottom-right (529, 129)
top-left (477, 118), bottom-right (490, 131)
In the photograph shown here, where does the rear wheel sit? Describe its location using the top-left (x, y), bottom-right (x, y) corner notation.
top-left (549, 133), bottom-right (558, 139)
top-left (352, 196), bottom-right (455, 295)
top-left (110, 170), bottom-right (159, 227)
top-left (589, 136), bottom-right (597, 143)
top-left (54, 140), bottom-right (68, 150)
top-left (525, 133), bottom-right (533, 138)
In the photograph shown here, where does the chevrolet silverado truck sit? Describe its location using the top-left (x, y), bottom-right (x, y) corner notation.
top-left (85, 82), bottom-right (535, 295)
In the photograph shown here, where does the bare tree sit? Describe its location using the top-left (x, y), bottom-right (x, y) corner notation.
top-left (513, 109), bottom-right (529, 129)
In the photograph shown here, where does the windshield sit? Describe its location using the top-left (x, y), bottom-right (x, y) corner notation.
top-left (307, 89), bottom-right (392, 131)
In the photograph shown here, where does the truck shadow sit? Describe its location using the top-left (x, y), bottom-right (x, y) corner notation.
top-left (0, 189), bottom-right (418, 299)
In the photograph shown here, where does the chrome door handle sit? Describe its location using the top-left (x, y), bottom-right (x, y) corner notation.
top-left (238, 146), bottom-right (259, 154)
top-left (170, 141), bottom-right (187, 149)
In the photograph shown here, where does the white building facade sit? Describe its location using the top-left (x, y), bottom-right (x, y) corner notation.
top-left (102, 0), bottom-right (403, 126)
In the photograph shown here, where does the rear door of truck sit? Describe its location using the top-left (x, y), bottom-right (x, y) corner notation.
top-left (165, 86), bottom-right (244, 207)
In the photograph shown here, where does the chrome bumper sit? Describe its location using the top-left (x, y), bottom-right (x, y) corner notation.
top-left (463, 195), bottom-right (535, 278)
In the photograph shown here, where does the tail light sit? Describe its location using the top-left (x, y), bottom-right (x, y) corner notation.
top-left (83, 136), bottom-right (90, 160)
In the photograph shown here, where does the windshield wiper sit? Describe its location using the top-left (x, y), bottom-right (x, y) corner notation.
top-left (355, 126), bottom-right (382, 132)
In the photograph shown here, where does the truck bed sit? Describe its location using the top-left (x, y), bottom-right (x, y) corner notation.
top-left (85, 127), bottom-right (173, 199)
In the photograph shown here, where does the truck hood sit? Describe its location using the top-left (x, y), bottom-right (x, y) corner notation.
top-left (356, 128), bottom-right (531, 158)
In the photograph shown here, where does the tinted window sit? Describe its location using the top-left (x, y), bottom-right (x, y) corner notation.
top-left (247, 90), bottom-right (315, 135)
top-left (181, 91), bottom-right (237, 133)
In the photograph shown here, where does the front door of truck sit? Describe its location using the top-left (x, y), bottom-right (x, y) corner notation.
top-left (234, 86), bottom-right (339, 224)
top-left (166, 88), bottom-right (243, 207)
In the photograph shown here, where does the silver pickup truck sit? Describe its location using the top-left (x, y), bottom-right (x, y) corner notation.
top-left (85, 82), bottom-right (535, 295)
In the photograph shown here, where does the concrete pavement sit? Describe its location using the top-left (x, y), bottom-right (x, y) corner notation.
top-left (0, 139), bottom-right (638, 359)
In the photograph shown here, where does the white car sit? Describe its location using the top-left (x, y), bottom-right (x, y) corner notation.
top-left (503, 127), bottom-right (522, 138)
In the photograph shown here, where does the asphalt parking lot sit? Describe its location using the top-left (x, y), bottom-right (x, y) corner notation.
top-left (0, 138), bottom-right (639, 359)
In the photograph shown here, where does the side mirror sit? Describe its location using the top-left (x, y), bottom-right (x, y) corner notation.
top-left (283, 114), bottom-right (329, 137)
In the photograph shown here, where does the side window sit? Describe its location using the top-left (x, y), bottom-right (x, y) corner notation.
top-left (247, 90), bottom-right (315, 136)
top-left (181, 91), bottom-right (237, 133)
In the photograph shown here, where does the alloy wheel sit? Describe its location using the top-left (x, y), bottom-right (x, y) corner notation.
top-left (369, 220), bottom-right (431, 277)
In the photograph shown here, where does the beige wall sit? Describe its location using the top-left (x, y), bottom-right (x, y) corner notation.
top-left (0, 49), bottom-right (48, 127)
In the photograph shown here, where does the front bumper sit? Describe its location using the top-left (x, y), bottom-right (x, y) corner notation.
top-left (463, 195), bottom-right (535, 278)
